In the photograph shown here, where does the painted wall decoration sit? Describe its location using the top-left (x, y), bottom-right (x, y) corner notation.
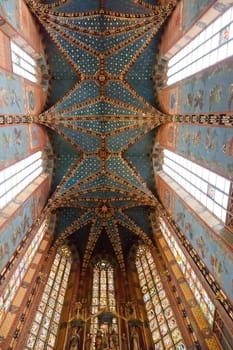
top-left (174, 195), bottom-right (233, 303)
top-left (0, 124), bottom-right (50, 170)
top-left (0, 125), bottom-right (29, 168)
top-left (158, 123), bottom-right (177, 151)
top-left (180, 59), bottom-right (233, 114)
top-left (182, 0), bottom-right (213, 31)
top-left (0, 70), bottom-right (26, 114)
top-left (175, 124), bottom-right (233, 179)
top-left (160, 2), bottom-right (182, 55)
top-left (0, 178), bottom-right (49, 272)
top-left (0, 0), bottom-right (22, 30)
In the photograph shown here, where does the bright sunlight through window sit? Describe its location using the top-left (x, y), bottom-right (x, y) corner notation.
top-left (11, 41), bottom-right (37, 82)
top-left (0, 151), bottom-right (43, 209)
top-left (167, 6), bottom-right (233, 85)
top-left (163, 149), bottom-right (230, 223)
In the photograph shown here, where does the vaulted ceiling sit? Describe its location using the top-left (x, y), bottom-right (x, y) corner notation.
top-left (28, 0), bottom-right (176, 273)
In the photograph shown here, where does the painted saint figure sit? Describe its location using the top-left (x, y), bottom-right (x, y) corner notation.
top-left (69, 328), bottom-right (81, 350)
top-left (130, 326), bottom-right (140, 350)
top-left (95, 330), bottom-right (103, 350)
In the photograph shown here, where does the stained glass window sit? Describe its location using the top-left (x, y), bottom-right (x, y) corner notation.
top-left (167, 6), bottom-right (233, 85)
top-left (136, 245), bottom-right (186, 350)
top-left (163, 149), bottom-right (230, 223)
top-left (159, 218), bottom-right (215, 327)
top-left (90, 260), bottom-right (118, 349)
top-left (11, 41), bottom-right (37, 82)
top-left (25, 248), bottom-right (71, 350)
top-left (0, 220), bottom-right (47, 325)
top-left (0, 151), bottom-right (43, 209)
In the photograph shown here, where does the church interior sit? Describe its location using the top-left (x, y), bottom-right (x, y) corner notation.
top-left (0, 0), bottom-right (233, 349)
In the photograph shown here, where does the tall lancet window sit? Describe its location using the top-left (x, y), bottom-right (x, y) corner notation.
top-left (25, 247), bottom-right (72, 350)
top-left (136, 245), bottom-right (186, 350)
top-left (0, 220), bottom-right (47, 325)
top-left (90, 260), bottom-right (118, 349)
top-left (159, 218), bottom-right (215, 327)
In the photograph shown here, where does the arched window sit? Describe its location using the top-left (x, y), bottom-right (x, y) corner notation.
top-left (90, 260), bottom-right (118, 348)
top-left (25, 247), bottom-right (72, 350)
top-left (167, 6), bottom-right (233, 85)
top-left (135, 245), bottom-right (186, 350)
top-left (0, 220), bottom-right (47, 325)
top-left (159, 217), bottom-right (215, 327)
top-left (0, 151), bottom-right (44, 209)
top-left (162, 149), bottom-right (231, 223)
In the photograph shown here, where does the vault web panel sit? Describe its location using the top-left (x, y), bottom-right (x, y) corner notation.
top-left (62, 120), bottom-right (136, 134)
top-left (58, 126), bottom-right (101, 152)
top-left (59, 101), bottom-right (141, 117)
top-left (53, 81), bottom-right (100, 113)
top-left (106, 30), bottom-right (154, 75)
top-left (105, 0), bottom-right (152, 14)
top-left (62, 157), bottom-right (101, 192)
top-left (82, 190), bottom-right (128, 199)
top-left (54, 24), bottom-right (103, 52)
top-left (106, 156), bottom-right (151, 193)
top-left (57, 15), bottom-right (148, 30)
top-left (55, 208), bottom-right (84, 236)
top-left (106, 126), bottom-right (148, 152)
top-left (48, 29), bottom-right (99, 75)
top-left (101, 25), bottom-right (151, 52)
top-left (55, 0), bottom-right (99, 13)
top-left (105, 81), bottom-right (150, 110)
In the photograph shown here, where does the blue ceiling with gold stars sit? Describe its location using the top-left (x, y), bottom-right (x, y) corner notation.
top-left (28, 0), bottom-right (176, 273)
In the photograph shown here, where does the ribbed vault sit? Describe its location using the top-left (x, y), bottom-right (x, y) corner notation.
top-left (27, 0), bottom-right (177, 273)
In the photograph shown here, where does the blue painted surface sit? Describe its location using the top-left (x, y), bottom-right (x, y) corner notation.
top-left (180, 59), bottom-right (233, 114)
top-left (0, 198), bottom-right (32, 270)
top-left (182, 0), bottom-right (213, 30)
top-left (0, 125), bottom-right (29, 168)
top-left (176, 124), bottom-right (233, 179)
top-left (0, 0), bottom-right (20, 29)
top-left (174, 195), bottom-right (233, 302)
top-left (62, 157), bottom-right (101, 193)
top-left (0, 70), bottom-right (25, 114)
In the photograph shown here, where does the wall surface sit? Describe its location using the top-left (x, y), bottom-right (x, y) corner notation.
top-left (158, 0), bottom-right (233, 115)
top-left (0, 0), bottom-right (52, 273)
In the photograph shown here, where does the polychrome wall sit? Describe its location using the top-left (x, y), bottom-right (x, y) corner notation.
top-left (0, 176), bottom-right (50, 271)
top-left (0, 1), bottom-right (52, 272)
top-left (0, 0), bottom-right (48, 116)
top-left (0, 124), bottom-right (49, 169)
top-left (156, 176), bottom-right (233, 304)
top-left (158, 0), bottom-right (233, 115)
top-left (158, 123), bottom-right (233, 180)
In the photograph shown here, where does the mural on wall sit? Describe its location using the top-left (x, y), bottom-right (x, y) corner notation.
top-left (174, 195), bottom-right (233, 303)
top-left (182, 0), bottom-right (213, 31)
top-left (0, 124), bottom-right (50, 170)
top-left (176, 124), bottom-right (233, 179)
top-left (180, 60), bottom-right (233, 114)
top-left (0, 125), bottom-right (29, 169)
top-left (0, 70), bottom-right (25, 114)
top-left (0, 0), bottom-right (22, 29)
top-left (0, 178), bottom-right (49, 271)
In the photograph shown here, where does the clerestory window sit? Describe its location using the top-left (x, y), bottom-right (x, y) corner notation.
top-left (0, 151), bottom-right (43, 209)
top-left (167, 6), bottom-right (233, 86)
top-left (11, 41), bottom-right (37, 83)
top-left (163, 149), bottom-right (231, 223)
top-left (136, 245), bottom-right (186, 350)
top-left (159, 217), bottom-right (215, 327)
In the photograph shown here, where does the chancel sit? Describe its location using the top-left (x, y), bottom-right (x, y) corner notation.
top-left (0, 0), bottom-right (232, 349)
